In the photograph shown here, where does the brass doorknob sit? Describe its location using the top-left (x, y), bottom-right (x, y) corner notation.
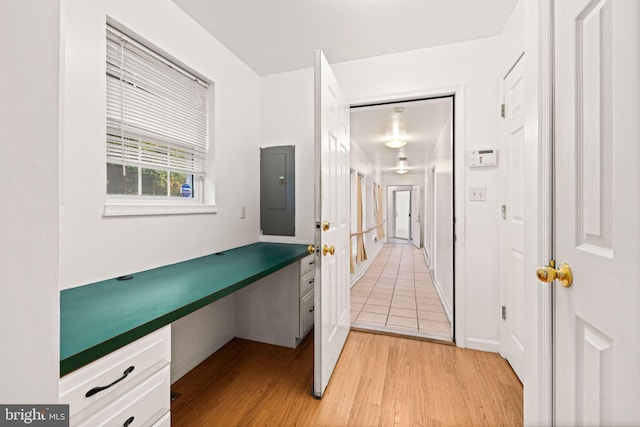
top-left (307, 245), bottom-right (315, 254)
top-left (536, 263), bottom-right (573, 288)
top-left (322, 221), bottom-right (330, 231)
top-left (322, 245), bottom-right (335, 256)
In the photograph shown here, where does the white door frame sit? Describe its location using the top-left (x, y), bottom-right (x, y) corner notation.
top-left (522, 0), bottom-right (553, 425)
top-left (351, 86), bottom-right (466, 347)
top-left (426, 165), bottom-right (436, 268)
top-left (388, 186), bottom-right (412, 240)
top-left (411, 185), bottom-right (421, 249)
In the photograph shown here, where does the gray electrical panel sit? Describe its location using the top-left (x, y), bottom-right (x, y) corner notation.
top-left (260, 145), bottom-right (295, 236)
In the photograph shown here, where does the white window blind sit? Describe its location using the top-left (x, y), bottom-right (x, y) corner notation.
top-left (106, 26), bottom-right (209, 175)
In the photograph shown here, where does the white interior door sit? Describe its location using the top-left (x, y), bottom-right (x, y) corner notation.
top-left (394, 190), bottom-right (410, 239)
top-left (500, 55), bottom-right (525, 382)
top-left (553, 1), bottom-right (640, 424)
top-left (411, 186), bottom-right (420, 248)
top-left (313, 50), bottom-right (350, 398)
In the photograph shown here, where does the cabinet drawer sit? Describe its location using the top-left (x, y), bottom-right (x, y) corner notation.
top-left (60, 326), bottom-right (171, 418)
top-left (78, 365), bottom-right (170, 427)
top-left (300, 254), bottom-right (316, 276)
top-left (299, 289), bottom-right (314, 339)
top-left (299, 269), bottom-right (315, 296)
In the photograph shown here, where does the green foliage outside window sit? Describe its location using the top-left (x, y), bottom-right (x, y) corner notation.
top-left (107, 163), bottom-right (191, 198)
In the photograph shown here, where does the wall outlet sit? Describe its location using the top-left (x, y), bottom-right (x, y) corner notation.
top-left (241, 205), bottom-right (246, 219)
top-left (469, 187), bottom-right (487, 201)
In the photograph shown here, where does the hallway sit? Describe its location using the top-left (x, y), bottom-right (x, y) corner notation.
top-left (351, 243), bottom-right (452, 340)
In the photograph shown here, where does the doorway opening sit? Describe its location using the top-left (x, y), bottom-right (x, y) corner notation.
top-left (392, 189), bottom-right (411, 240)
top-left (348, 95), bottom-right (455, 343)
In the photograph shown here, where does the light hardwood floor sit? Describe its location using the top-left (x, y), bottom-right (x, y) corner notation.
top-left (171, 330), bottom-right (523, 426)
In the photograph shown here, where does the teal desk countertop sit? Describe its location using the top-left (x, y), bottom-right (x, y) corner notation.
top-left (60, 242), bottom-right (310, 376)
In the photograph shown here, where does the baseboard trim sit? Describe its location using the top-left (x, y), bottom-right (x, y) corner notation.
top-left (423, 247), bottom-right (432, 269)
top-left (465, 338), bottom-right (500, 353)
top-left (350, 241), bottom-right (384, 287)
top-left (430, 271), bottom-right (453, 325)
top-left (170, 330), bottom-right (235, 383)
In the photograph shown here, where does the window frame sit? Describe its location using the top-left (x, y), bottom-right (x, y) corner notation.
top-left (103, 22), bottom-right (217, 217)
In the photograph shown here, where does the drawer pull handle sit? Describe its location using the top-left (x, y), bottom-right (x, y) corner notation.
top-left (309, 307), bottom-right (315, 312)
top-left (85, 366), bottom-right (135, 397)
top-left (309, 261), bottom-right (315, 265)
top-left (123, 416), bottom-right (135, 427)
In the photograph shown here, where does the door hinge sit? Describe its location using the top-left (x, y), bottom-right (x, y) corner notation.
top-left (501, 205), bottom-right (507, 220)
top-left (501, 305), bottom-right (507, 320)
top-left (500, 103), bottom-right (506, 118)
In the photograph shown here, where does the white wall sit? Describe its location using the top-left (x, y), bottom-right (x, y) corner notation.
top-left (0, 0), bottom-right (61, 402)
top-left (500, 0), bottom-right (525, 76)
top-left (427, 112), bottom-right (454, 321)
top-left (60, 0), bottom-right (261, 288)
top-left (261, 36), bottom-right (502, 350)
top-left (260, 68), bottom-right (315, 244)
top-left (501, 1), bottom-right (554, 424)
top-left (350, 141), bottom-right (384, 282)
top-left (425, 166), bottom-right (435, 266)
top-left (0, 0), bottom-right (513, 403)
top-left (336, 39), bottom-right (501, 350)
top-left (60, 0), bottom-right (262, 380)
top-left (171, 296), bottom-right (235, 383)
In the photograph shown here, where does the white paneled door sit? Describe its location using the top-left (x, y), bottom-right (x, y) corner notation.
top-left (313, 50), bottom-right (351, 398)
top-left (501, 55), bottom-right (525, 382)
top-left (553, 0), bottom-right (640, 424)
top-left (394, 190), bottom-right (411, 240)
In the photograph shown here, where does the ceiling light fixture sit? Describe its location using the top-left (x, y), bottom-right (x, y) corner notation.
top-left (386, 106), bottom-right (408, 148)
top-left (395, 157), bottom-right (408, 174)
top-left (385, 138), bottom-right (407, 148)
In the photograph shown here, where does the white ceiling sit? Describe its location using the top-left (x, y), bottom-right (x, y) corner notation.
top-left (172, 0), bottom-right (515, 174)
top-left (351, 97), bottom-right (452, 175)
top-left (173, 0), bottom-right (518, 76)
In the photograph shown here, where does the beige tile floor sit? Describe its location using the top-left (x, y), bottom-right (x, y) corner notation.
top-left (351, 243), bottom-right (452, 340)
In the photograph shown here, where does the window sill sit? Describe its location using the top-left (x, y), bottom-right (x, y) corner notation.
top-left (103, 202), bottom-right (218, 217)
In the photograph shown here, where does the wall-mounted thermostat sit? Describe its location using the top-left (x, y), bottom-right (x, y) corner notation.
top-left (468, 149), bottom-right (497, 167)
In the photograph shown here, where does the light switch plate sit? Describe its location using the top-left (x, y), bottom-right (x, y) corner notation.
top-left (469, 187), bottom-right (487, 201)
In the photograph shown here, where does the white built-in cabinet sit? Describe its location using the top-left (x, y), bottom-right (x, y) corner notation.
top-left (57, 253), bottom-right (313, 425)
top-left (299, 253), bottom-right (316, 339)
top-left (235, 253), bottom-right (316, 348)
top-left (59, 326), bottom-right (171, 426)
